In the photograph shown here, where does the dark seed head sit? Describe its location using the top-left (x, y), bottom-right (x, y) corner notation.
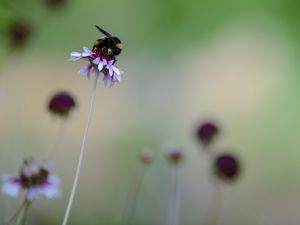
top-left (48, 92), bottom-right (76, 118)
top-left (214, 153), bottom-right (240, 182)
top-left (196, 121), bottom-right (219, 148)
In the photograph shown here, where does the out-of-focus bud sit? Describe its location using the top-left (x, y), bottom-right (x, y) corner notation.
top-left (48, 91), bottom-right (76, 118)
top-left (214, 153), bottom-right (240, 182)
top-left (139, 148), bottom-right (154, 165)
top-left (196, 121), bottom-right (219, 148)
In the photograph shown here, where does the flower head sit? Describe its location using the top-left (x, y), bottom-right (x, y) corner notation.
top-left (69, 27), bottom-right (123, 87)
top-left (196, 121), bottom-right (219, 148)
top-left (214, 153), bottom-right (240, 182)
top-left (45, 0), bottom-right (67, 8)
top-left (165, 146), bottom-right (184, 165)
top-left (7, 20), bottom-right (32, 48)
top-left (139, 148), bottom-right (154, 164)
top-left (48, 91), bottom-right (76, 118)
top-left (2, 158), bottom-right (61, 200)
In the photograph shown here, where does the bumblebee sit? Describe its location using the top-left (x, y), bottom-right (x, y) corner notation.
top-left (93, 25), bottom-right (123, 57)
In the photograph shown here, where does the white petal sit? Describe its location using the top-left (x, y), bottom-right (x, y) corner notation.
top-left (98, 62), bottom-right (104, 71)
top-left (83, 46), bottom-right (91, 53)
top-left (112, 66), bottom-right (121, 75)
top-left (81, 53), bottom-right (91, 57)
top-left (42, 176), bottom-right (61, 199)
top-left (1, 176), bottom-right (21, 197)
top-left (108, 60), bottom-right (114, 65)
top-left (69, 52), bottom-right (82, 61)
top-left (92, 57), bottom-right (100, 64)
top-left (82, 47), bottom-right (93, 57)
top-left (48, 175), bottom-right (61, 185)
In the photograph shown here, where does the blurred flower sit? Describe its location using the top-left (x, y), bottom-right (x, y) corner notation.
top-left (139, 148), bottom-right (154, 164)
top-left (214, 153), bottom-right (240, 182)
top-left (1, 158), bottom-right (61, 200)
top-left (196, 121), bottom-right (219, 148)
top-left (48, 91), bottom-right (76, 118)
top-left (70, 44), bottom-right (123, 87)
top-left (165, 146), bottom-right (183, 164)
top-left (7, 20), bottom-right (32, 48)
top-left (45, 0), bottom-right (67, 8)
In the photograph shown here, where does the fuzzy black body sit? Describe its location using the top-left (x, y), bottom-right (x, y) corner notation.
top-left (93, 25), bottom-right (123, 56)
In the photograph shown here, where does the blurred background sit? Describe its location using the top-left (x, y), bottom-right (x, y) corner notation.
top-left (1, 0), bottom-right (300, 224)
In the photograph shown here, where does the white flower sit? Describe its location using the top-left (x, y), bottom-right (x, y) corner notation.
top-left (27, 175), bottom-right (61, 200)
top-left (1, 159), bottom-right (61, 201)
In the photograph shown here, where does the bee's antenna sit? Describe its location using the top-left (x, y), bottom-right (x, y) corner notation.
top-left (95, 25), bottom-right (112, 37)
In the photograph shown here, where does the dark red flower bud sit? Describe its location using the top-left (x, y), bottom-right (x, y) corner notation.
top-left (196, 121), bottom-right (219, 147)
top-left (48, 92), bottom-right (76, 117)
top-left (214, 153), bottom-right (240, 182)
top-left (8, 20), bottom-right (32, 48)
top-left (45, 0), bottom-right (67, 8)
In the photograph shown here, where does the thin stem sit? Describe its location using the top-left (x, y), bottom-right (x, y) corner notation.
top-left (52, 119), bottom-right (65, 163)
top-left (61, 76), bottom-right (98, 225)
top-left (203, 180), bottom-right (222, 225)
top-left (168, 165), bottom-right (181, 225)
top-left (5, 197), bottom-right (27, 225)
top-left (211, 181), bottom-right (222, 225)
top-left (122, 165), bottom-right (146, 225)
top-left (18, 200), bottom-right (31, 225)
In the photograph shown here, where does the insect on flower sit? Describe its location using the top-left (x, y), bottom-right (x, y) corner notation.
top-left (70, 25), bottom-right (123, 87)
top-left (93, 25), bottom-right (123, 57)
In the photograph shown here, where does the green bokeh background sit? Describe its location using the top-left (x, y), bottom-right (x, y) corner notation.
top-left (1, 0), bottom-right (300, 224)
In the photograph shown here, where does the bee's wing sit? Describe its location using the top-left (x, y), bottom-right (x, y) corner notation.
top-left (95, 25), bottom-right (112, 37)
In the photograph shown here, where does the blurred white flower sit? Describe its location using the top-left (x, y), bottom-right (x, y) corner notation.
top-left (1, 159), bottom-right (61, 201)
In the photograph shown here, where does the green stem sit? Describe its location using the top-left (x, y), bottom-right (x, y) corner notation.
top-left (122, 165), bottom-right (146, 225)
top-left (5, 198), bottom-right (26, 225)
top-left (167, 165), bottom-right (180, 225)
top-left (203, 180), bottom-right (222, 225)
top-left (18, 200), bottom-right (31, 225)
